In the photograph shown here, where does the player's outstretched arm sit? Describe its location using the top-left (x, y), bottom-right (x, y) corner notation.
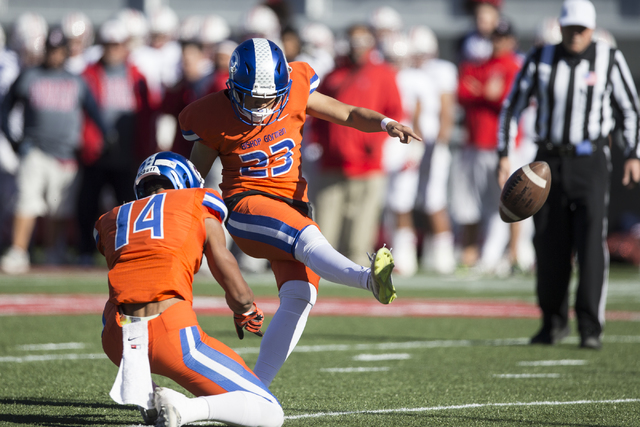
top-left (203, 217), bottom-right (254, 314)
top-left (306, 91), bottom-right (422, 144)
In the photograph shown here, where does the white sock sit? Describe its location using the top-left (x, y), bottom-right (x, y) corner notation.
top-left (202, 391), bottom-right (284, 427)
top-left (479, 213), bottom-right (510, 270)
top-left (392, 227), bottom-right (417, 276)
top-left (294, 225), bottom-right (369, 290)
top-left (253, 281), bottom-right (316, 387)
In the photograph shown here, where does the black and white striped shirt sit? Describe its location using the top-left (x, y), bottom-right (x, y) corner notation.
top-left (498, 40), bottom-right (640, 158)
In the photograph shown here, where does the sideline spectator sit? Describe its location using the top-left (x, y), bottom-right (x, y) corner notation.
top-left (378, 31), bottom-right (436, 276)
top-left (297, 22), bottom-right (335, 80)
top-left (0, 23), bottom-right (21, 251)
top-left (76, 19), bottom-right (155, 266)
top-left (0, 27), bottom-right (106, 273)
top-left (459, 0), bottom-right (502, 63)
top-left (128, 5), bottom-right (181, 106)
top-left (454, 18), bottom-right (522, 270)
top-left (410, 25), bottom-right (458, 274)
top-left (9, 12), bottom-right (48, 68)
top-left (61, 11), bottom-right (97, 75)
top-left (160, 19), bottom-right (220, 159)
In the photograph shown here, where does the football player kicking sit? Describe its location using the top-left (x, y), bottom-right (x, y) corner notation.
top-left (96, 152), bottom-right (283, 427)
top-left (181, 38), bottom-right (421, 387)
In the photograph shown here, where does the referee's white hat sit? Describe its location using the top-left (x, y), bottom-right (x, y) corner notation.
top-left (559, 0), bottom-right (596, 29)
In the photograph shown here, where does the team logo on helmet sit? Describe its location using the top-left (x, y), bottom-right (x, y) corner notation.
top-left (229, 51), bottom-right (239, 78)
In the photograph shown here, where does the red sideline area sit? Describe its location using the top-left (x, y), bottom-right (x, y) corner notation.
top-left (1, 294), bottom-right (639, 321)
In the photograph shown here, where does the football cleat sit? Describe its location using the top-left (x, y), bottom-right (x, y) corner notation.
top-left (138, 406), bottom-right (158, 425)
top-left (367, 246), bottom-right (397, 304)
top-left (154, 387), bottom-right (183, 427)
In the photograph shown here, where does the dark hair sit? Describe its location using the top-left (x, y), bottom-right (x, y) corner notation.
top-left (492, 18), bottom-right (515, 38)
top-left (46, 26), bottom-right (68, 50)
top-left (140, 176), bottom-right (174, 197)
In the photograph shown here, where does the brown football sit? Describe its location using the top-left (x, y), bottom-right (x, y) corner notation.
top-left (499, 161), bottom-right (551, 223)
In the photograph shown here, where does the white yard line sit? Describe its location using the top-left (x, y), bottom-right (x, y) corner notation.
top-left (493, 373), bottom-right (562, 378)
top-left (283, 398), bottom-right (640, 420)
top-left (233, 334), bottom-right (639, 355)
top-left (353, 353), bottom-right (411, 361)
top-left (320, 367), bottom-right (391, 373)
top-left (3, 335), bottom-right (639, 363)
top-left (0, 353), bottom-right (106, 363)
top-left (518, 359), bottom-right (587, 366)
top-left (16, 342), bottom-right (86, 351)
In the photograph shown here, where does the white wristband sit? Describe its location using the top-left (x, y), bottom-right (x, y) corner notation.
top-left (381, 117), bottom-right (395, 131)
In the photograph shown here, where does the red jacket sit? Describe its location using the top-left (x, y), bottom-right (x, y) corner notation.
top-left (312, 55), bottom-right (403, 177)
top-left (81, 61), bottom-right (156, 165)
top-left (458, 51), bottom-right (522, 150)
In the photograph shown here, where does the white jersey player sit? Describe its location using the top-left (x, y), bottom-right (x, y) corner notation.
top-left (410, 25), bottom-right (458, 274)
top-left (380, 32), bottom-right (437, 276)
top-left (127, 6), bottom-right (181, 105)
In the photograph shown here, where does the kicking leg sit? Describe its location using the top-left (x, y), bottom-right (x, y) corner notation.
top-left (294, 225), bottom-right (396, 304)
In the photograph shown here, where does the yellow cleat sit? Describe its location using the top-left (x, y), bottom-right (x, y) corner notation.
top-left (368, 246), bottom-right (397, 304)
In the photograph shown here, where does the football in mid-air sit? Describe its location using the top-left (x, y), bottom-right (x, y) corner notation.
top-left (499, 161), bottom-right (551, 223)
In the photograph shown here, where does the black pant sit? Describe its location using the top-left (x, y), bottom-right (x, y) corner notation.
top-left (77, 161), bottom-right (136, 256)
top-left (533, 145), bottom-right (610, 339)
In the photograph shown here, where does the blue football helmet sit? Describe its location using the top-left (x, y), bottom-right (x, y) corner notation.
top-left (226, 38), bottom-right (292, 126)
top-left (134, 151), bottom-right (204, 199)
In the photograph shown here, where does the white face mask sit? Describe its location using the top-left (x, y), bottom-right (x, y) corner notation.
top-left (238, 94), bottom-right (279, 125)
top-left (239, 106), bottom-right (274, 124)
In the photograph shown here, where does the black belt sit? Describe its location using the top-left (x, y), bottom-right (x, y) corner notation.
top-left (537, 140), bottom-right (603, 157)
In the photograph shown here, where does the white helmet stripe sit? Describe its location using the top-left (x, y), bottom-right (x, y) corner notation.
top-left (252, 38), bottom-right (276, 96)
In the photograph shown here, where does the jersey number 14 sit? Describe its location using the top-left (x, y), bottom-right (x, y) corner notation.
top-left (115, 193), bottom-right (166, 250)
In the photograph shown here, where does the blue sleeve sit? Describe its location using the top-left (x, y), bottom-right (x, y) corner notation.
top-left (202, 191), bottom-right (228, 223)
top-left (309, 73), bottom-right (319, 95)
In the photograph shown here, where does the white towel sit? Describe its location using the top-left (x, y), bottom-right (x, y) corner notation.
top-left (109, 318), bottom-right (155, 409)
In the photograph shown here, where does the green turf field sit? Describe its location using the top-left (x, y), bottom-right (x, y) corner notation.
top-left (1, 265), bottom-right (639, 426)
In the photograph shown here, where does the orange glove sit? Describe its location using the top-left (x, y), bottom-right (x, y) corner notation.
top-left (234, 302), bottom-right (264, 339)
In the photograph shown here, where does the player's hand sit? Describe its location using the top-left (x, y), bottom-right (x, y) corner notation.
top-left (385, 121), bottom-right (422, 144)
top-left (622, 158), bottom-right (640, 189)
top-left (234, 302), bottom-right (264, 340)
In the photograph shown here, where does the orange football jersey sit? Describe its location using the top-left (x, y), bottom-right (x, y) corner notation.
top-left (179, 61), bottom-right (319, 203)
top-left (94, 188), bottom-right (228, 305)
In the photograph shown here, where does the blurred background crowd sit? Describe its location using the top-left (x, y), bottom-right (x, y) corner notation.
top-left (1, 0), bottom-right (640, 276)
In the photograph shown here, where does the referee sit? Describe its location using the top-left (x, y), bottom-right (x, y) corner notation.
top-left (497, 0), bottom-right (640, 350)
